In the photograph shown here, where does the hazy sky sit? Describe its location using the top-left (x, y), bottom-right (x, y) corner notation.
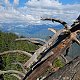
top-left (0, 0), bottom-right (80, 24)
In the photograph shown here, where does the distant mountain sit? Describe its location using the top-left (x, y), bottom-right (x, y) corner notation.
top-left (0, 23), bottom-right (63, 39)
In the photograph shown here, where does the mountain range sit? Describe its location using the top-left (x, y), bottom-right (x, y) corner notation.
top-left (0, 23), bottom-right (62, 39)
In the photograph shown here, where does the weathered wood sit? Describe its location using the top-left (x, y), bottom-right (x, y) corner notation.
top-left (44, 56), bottom-right (80, 80)
top-left (0, 70), bottom-right (25, 78)
top-left (48, 28), bottom-right (57, 33)
top-left (23, 29), bottom-right (67, 68)
top-left (0, 50), bottom-right (32, 57)
top-left (23, 35), bottom-right (72, 80)
top-left (23, 19), bottom-right (80, 80)
top-left (41, 18), bottom-right (70, 29)
top-left (23, 17), bottom-right (73, 68)
top-left (60, 54), bottom-right (69, 63)
top-left (10, 74), bottom-right (22, 80)
top-left (15, 38), bottom-right (47, 45)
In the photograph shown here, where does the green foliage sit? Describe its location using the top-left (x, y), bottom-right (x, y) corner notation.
top-left (0, 31), bottom-right (18, 52)
top-left (54, 58), bottom-right (64, 68)
top-left (0, 31), bottom-right (38, 80)
top-left (15, 41), bottom-right (38, 52)
top-left (0, 31), bottom-right (38, 52)
top-left (4, 74), bottom-right (18, 80)
top-left (0, 31), bottom-right (64, 80)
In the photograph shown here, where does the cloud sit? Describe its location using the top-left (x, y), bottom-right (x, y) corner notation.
top-left (25, 0), bottom-right (80, 24)
top-left (5, 0), bottom-right (9, 4)
top-left (0, 8), bottom-right (36, 23)
top-left (0, 0), bottom-right (80, 25)
top-left (26, 0), bottom-right (62, 9)
top-left (13, 0), bottom-right (19, 5)
top-left (4, 0), bottom-right (11, 6)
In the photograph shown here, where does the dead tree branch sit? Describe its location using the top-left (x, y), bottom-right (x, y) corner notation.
top-left (12, 62), bottom-right (27, 74)
top-left (0, 50), bottom-right (32, 57)
top-left (10, 74), bottom-right (22, 80)
top-left (44, 56), bottom-right (80, 80)
top-left (71, 31), bottom-right (80, 45)
top-left (60, 54), bottom-right (69, 63)
top-left (23, 35), bottom-right (72, 80)
top-left (0, 70), bottom-right (25, 77)
top-left (23, 29), bottom-right (68, 68)
top-left (15, 38), bottom-right (47, 45)
top-left (23, 16), bottom-right (80, 80)
top-left (48, 28), bottom-right (57, 33)
top-left (41, 18), bottom-right (70, 29)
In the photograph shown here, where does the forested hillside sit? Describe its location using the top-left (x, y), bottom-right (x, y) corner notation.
top-left (0, 31), bottom-right (38, 80)
top-left (0, 31), bottom-right (64, 80)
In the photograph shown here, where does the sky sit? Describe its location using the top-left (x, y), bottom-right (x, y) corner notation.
top-left (0, 0), bottom-right (80, 25)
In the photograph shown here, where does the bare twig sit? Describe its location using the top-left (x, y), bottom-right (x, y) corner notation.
top-left (0, 50), bottom-right (32, 57)
top-left (10, 74), bottom-right (22, 80)
top-left (71, 32), bottom-right (80, 45)
top-left (41, 18), bottom-right (70, 29)
top-left (48, 28), bottom-right (57, 33)
top-left (0, 70), bottom-right (25, 77)
top-left (76, 30), bottom-right (80, 33)
top-left (74, 38), bottom-right (80, 45)
top-left (60, 54), bottom-right (69, 63)
top-left (12, 62), bottom-right (27, 74)
top-left (15, 38), bottom-right (47, 45)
